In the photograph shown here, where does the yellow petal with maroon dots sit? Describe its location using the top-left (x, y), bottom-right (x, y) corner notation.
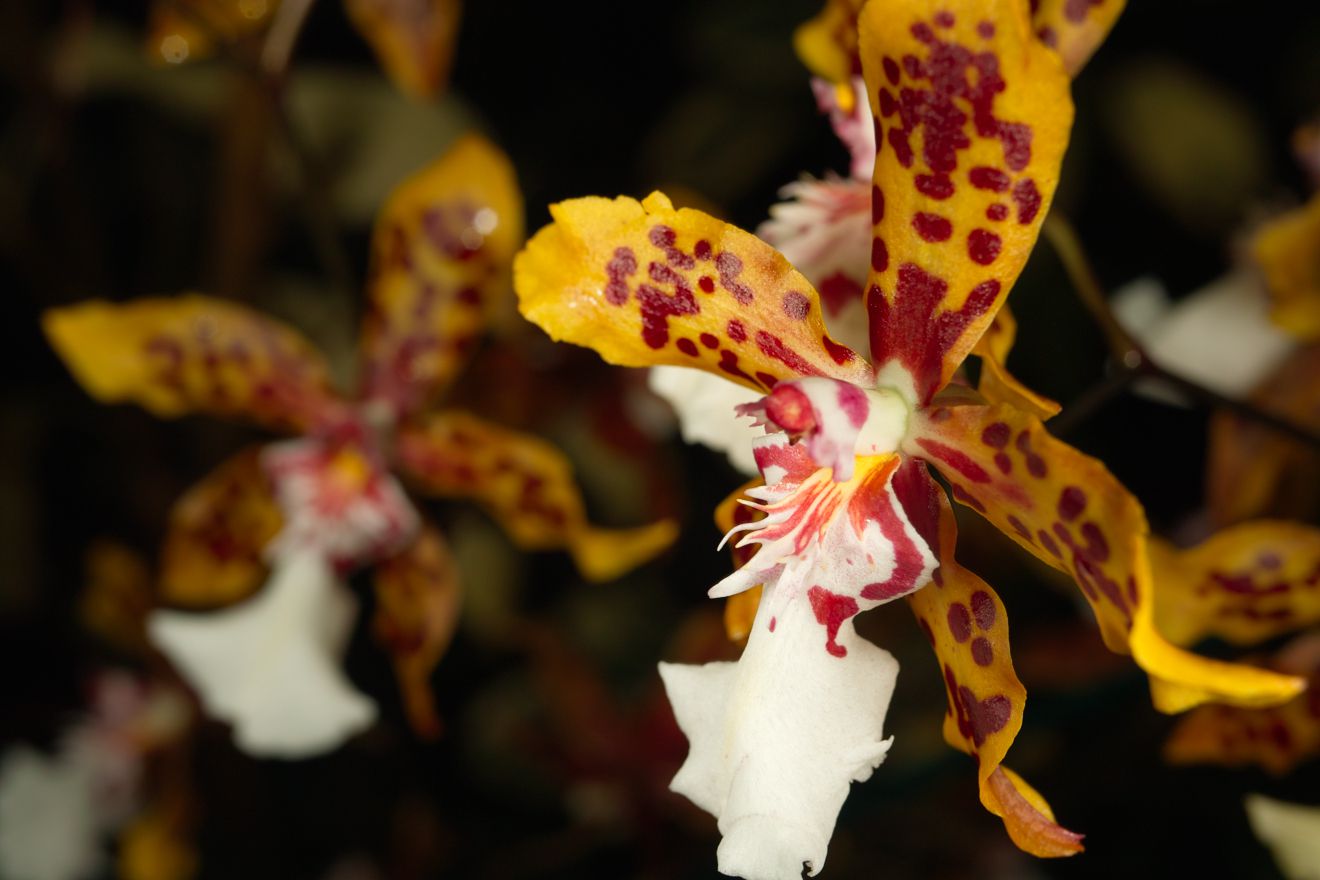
top-left (158, 448), bottom-right (283, 609)
top-left (715, 479), bottom-right (766, 643)
top-left (895, 460), bottom-right (1082, 856)
top-left (514, 192), bottom-right (875, 394)
top-left (395, 410), bottom-right (676, 581)
top-left (909, 403), bottom-right (1305, 710)
top-left (972, 305), bottom-right (1061, 419)
top-left (359, 135), bottom-right (523, 417)
top-left (1254, 194), bottom-right (1320, 341)
top-left (794, 0), bottom-right (866, 86)
top-left (344, 0), bottom-right (461, 99)
top-left (1030, 0), bottom-right (1126, 76)
top-left (43, 295), bottom-right (338, 432)
top-left (373, 521), bottom-right (462, 739)
top-left (858, 0), bottom-right (1073, 404)
top-left (1166, 637), bottom-right (1320, 775)
top-left (146, 0), bottom-right (279, 64)
top-left (1151, 521), bottom-right (1320, 648)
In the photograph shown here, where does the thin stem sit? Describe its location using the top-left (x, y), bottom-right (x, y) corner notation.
top-left (1047, 365), bottom-right (1138, 438)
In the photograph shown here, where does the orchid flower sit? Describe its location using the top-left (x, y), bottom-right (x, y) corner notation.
top-left (513, 1), bottom-right (1305, 875)
top-left (44, 135), bottom-right (675, 759)
top-left (149, 0), bottom-right (460, 98)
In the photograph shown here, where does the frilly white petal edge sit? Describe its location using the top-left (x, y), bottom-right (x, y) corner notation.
top-left (149, 548), bottom-right (376, 759)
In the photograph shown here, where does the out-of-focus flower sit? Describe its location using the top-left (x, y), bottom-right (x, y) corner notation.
top-left (1245, 794), bottom-right (1320, 880)
top-left (513, 2), bottom-right (1301, 876)
top-left (44, 135), bottom-right (675, 758)
top-left (1254, 194), bottom-right (1320, 341)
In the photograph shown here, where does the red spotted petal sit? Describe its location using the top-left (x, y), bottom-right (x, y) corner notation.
top-left (1031, 0), bottom-right (1126, 76)
top-left (858, 0), bottom-right (1073, 404)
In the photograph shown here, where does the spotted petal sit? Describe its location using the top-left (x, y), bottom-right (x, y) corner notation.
top-left (43, 295), bottom-right (338, 433)
top-left (358, 135), bottom-right (523, 418)
top-left (793, 0), bottom-right (866, 86)
top-left (858, 0), bottom-right (1073, 404)
top-left (1150, 521), bottom-right (1320, 648)
top-left (159, 448), bottom-right (283, 609)
top-left (895, 460), bottom-right (1081, 856)
top-left (1254, 194), bottom-right (1320, 341)
top-left (395, 409), bottom-right (676, 581)
top-left (909, 403), bottom-right (1305, 711)
top-left (515, 192), bottom-right (874, 394)
top-left (1030, 0), bottom-right (1125, 76)
top-left (344, 0), bottom-right (461, 99)
top-left (373, 522), bottom-right (462, 740)
top-left (972, 305), bottom-right (1060, 419)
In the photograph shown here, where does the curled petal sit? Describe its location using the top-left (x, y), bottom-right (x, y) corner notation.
top-left (1151, 521), bottom-right (1320, 648)
top-left (971, 305), bottom-right (1060, 419)
top-left (858, 0), bottom-right (1073, 404)
top-left (910, 403), bottom-right (1305, 711)
top-left (647, 367), bottom-right (763, 476)
top-left (1030, 0), bottom-right (1126, 76)
top-left (396, 410), bottom-right (676, 581)
top-left (373, 522), bottom-right (462, 740)
top-left (150, 548), bottom-right (376, 758)
top-left (1254, 194), bottom-right (1320, 341)
top-left (514, 192), bottom-right (873, 394)
top-left (359, 134), bottom-right (523, 417)
top-left (159, 448), bottom-right (283, 609)
top-left (1245, 795), bottom-right (1320, 879)
top-left (43, 295), bottom-right (337, 433)
top-left (793, 0), bottom-right (866, 86)
top-left (344, 0), bottom-right (462, 99)
top-left (895, 460), bottom-right (1081, 856)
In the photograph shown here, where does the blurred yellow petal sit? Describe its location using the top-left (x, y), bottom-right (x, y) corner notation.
top-left (43, 295), bottom-right (338, 432)
top-left (359, 134), bottom-right (524, 416)
top-left (1254, 195), bottom-right (1320, 341)
top-left (396, 410), bottom-right (676, 581)
top-left (897, 461), bottom-right (1082, 856)
top-left (514, 192), bottom-right (874, 394)
top-left (373, 522), bottom-right (461, 739)
top-left (858, 0), bottom-right (1073, 404)
top-left (159, 448), bottom-right (283, 609)
top-left (972, 305), bottom-right (1061, 419)
top-left (344, 0), bottom-right (461, 99)
top-left (1030, 0), bottom-right (1125, 76)
top-left (714, 479), bottom-right (765, 643)
top-left (119, 809), bottom-right (197, 880)
top-left (147, 0), bottom-right (280, 65)
top-left (794, 0), bottom-right (866, 86)
top-left (911, 403), bottom-right (1305, 711)
top-left (1152, 521), bottom-right (1320, 648)
top-left (80, 541), bottom-right (154, 655)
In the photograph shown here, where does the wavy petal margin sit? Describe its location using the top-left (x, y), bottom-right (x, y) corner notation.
top-left (515, 192), bottom-right (874, 394)
top-left (858, 0), bottom-right (1073, 404)
top-left (909, 403), bottom-right (1305, 711)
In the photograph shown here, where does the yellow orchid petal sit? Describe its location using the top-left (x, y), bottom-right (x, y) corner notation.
top-left (972, 305), bottom-right (1061, 419)
top-left (1151, 521), bottom-right (1320, 648)
top-left (715, 479), bottom-right (766, 643)
top-left (158, 448), bottom-right (283, 609)
top-left (1254, 194), bottom-right (1320, 341)
top-left (897, 461), bottom-right (1082, 856)
top-left (373, 522), bottom-right (461, 740)
top-left (344, 0), bottom-right (461, 98)
top-left (1030, 0), bottom-right (1126, 76)
top-left (359, 134), bottom-right (523, 416)
top-left (857, 0), bottom-right (1073, 403)
top-left (514, 192), bottom-right (874, 394)
top-left (794, 0), bottom-right (866, 86)
top-left (147, 0), bottom-right (280, 64)
top-left (118, 808), bottom-right (197, 880)
top-left (910, 403), bottom-right (1305, 711)
top-left (1207, 345), bottom-right (1320, 526)
top-left (1166, 637), bottom-right (1320, 775)
top-left (395, 410), bottom-right (676, 581)
top-left (80, 541), bottom-right (154, 656)
top-left (43, 295), bottom-right (338, 432)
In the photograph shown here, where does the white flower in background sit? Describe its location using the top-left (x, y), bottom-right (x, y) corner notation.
top-left (1110, 272), bottom-right (1296, 404)
top-left (1245, 794), bottom-right (1320, 880)
top-left (649, 77), bottom-right (875, 476)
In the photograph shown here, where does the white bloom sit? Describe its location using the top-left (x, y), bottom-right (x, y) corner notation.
top-left (0, 747), bottom-right (105, 880)
top-left (150, 548), bottom-right (376, 758)
top-left (648, 366), bottom-right (764, 475)
top-left (1245, 794), bottom-right (1320, 880)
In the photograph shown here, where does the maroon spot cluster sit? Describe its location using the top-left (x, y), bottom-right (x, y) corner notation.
top-left (943, 662), bottom-right (1012, 748)
top-left (947, 588), bottom-right (1000, 668)
top-left (1195, 556), bottom-right (1320, 629)
top-left (597, 222), bottom-right (848, 390)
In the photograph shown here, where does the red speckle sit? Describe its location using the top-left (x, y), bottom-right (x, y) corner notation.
top-left (1037, 529), bottom-right (1061, 557)
top-left (1015, 430), bottom-right (1048, 478)
top-left (971, 591), bottom-right (996, 629)
top-left (636, 280), bottom-right (697, 349)
top-left (948, 603), bottom-right (972, 642)
top-left (1058, 486), bottom-right (1087, 521)
top-left (694, 239), bottom-right (712, 260)
top-left (911, 22), bottom-right (936, 44)
top-left (969, 166), bottom-right (1011, 192)
top-left (1007, 514), bottom-right (1033, 540)
top-left (934, 10), bottom-right (955, 28)
top-left (769, 616), bottom-right (776, 633)
top-left (755, 371), bottom-right (779, 388)
top-left (914, 438), bottom-right (992, 483)
top-left (1081, 522), bottom-right (1110, 562)
top-left (1012, 178), bottom-right (1043, 224)
top-left (986, 203), bottom-right (1009, 221)
top-left (456, 285), bottom-right (481, 306)
top-left (871, 237), bottom-right (890, 272)
top-left (883, 56), bottom-right (901, 86)
top-left (699, 333), bottom-right (719, 349)
top-left (676, 338), bottom-right (699, 357)
top-left (808, 586), bottom-right (860, 657)
top-left (756, 330), bottom-right (819, 376)
top-left (649, 224), bottom-right (695, 269)
top-left (698, 276), bottom-right (715, 293)
top-left (913, 212), bottom-right (953, 242)
top-left (950, 483), bottom-right (987, 513)
top-left (981, 422), bottom-right (1011, 448)
top-left (727, 320), bottom-right (746, 342)
top-left (782, 291), bottom-right (810, 320)
top-left (971, 637), bottom-right (994, 666)
top-left (916, 173), bottom-right (956, 199)
top-left (889, 128), bottom-right (914, 168)
top-left (1064, 0), bottom-right (1104, 23)
top-left (879, 89), bottom-right (898, 118)
top-left (716, 251), bottom-right (754, 304)
top-left (871, 186), bottom-right (886, 224)
top-left (999, 123), bottom-right (1032, 172)
top-left (977, 20), bottom-right (995, 38)
top-left (993, 452), bottom-right (1012, 475)
top-left (822, 335), bottom-right (856, 366)
top-left (1037, 25), bottom-right (1059, 47)
top-left (604, 247), bottom-right (637, 305)
top-left (968, 228), bottom-right (1002, 265)
top-left (717, 349), bottom-right (755, 384)
top-left (959, 686), bottom-right (1011, 746)
top-left (818, 272), bottom-right (863, 317)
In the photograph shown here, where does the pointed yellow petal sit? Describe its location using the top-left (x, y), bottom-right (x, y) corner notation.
top-left (972, 305), bottom-right (1061, 419)
top-left (344, 0), bottom-right (461, 98)
top-left (515, 192), bottom-right (874, 394)
top-left (858, 0), bottom-right (1073, 403)
top-left (793, 0), bottom-right (866, 85)
top-left (1031, 0), bottom-right (1126, 76)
